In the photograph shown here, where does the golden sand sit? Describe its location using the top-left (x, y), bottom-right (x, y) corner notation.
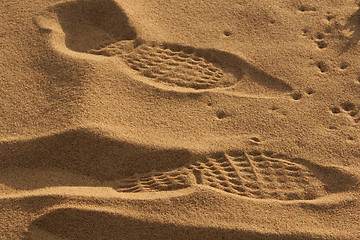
top-left (1, 0), bottom-right (360, 239)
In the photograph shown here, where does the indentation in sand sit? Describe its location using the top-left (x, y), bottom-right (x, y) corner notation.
top-left (331, 101), bottom-right (360, 125)
top-left (114, 150), bottom-right (357, 201)
top-left (36, 0), bottom-right (294, 94)
top-left (36, 0), bottom-right (137, 52)
top-left (88, 40), bottom-right (293, 92)
top-left (123, 43), bottom-right (234, 89)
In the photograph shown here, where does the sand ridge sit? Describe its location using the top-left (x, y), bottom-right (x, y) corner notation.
top-left (1, 0), bottom-right (360, 239)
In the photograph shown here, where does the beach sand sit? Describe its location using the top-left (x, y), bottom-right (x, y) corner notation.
top-left (1, 0), bottom-right (360, 239)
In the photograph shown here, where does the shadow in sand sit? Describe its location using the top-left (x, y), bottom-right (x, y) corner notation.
top-left (25, 207), bottom-right (327, 240)
top-left (52, 0), bottom-right (137, 52)
top-left (342, 8), bottom-right (360, 52)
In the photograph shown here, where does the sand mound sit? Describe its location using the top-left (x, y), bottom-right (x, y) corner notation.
top-left (21, 187), bottom-right (359, 240)
top-left (0, 127), bottom-right (201, 181)
top-left (28, 207), bottom-right (330, 240)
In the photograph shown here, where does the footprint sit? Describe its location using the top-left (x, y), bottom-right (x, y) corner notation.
top-left (301, 26), bottom-right (329, 50)
top-left (125, 43), bottom-right (235, 89)
top-left (114, 150), bottom-right (356, 201)
top-left (331, 102), bottom-right (360, 125)
top-left (89, 40), bottom-right (293, 92)
top-left (115, 169), bottom-right (194, 193)
top-left (36, 0), bottom-right (293, 94)
top-left (313, 32), bottom-right (328, 49)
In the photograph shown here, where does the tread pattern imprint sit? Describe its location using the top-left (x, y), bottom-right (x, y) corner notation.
top-left (39, 0), bottom-right (293, 93)
top-left (89, 41), bottom-right (239, 90)
top-left (114, 151), bottom-right (332, 201)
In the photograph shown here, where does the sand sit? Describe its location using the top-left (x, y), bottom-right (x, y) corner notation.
top-left (1, 0), bottom-right (360, 239)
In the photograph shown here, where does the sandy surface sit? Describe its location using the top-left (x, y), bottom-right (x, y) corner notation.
top-left (1, 0), bottom-right (360, 239)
